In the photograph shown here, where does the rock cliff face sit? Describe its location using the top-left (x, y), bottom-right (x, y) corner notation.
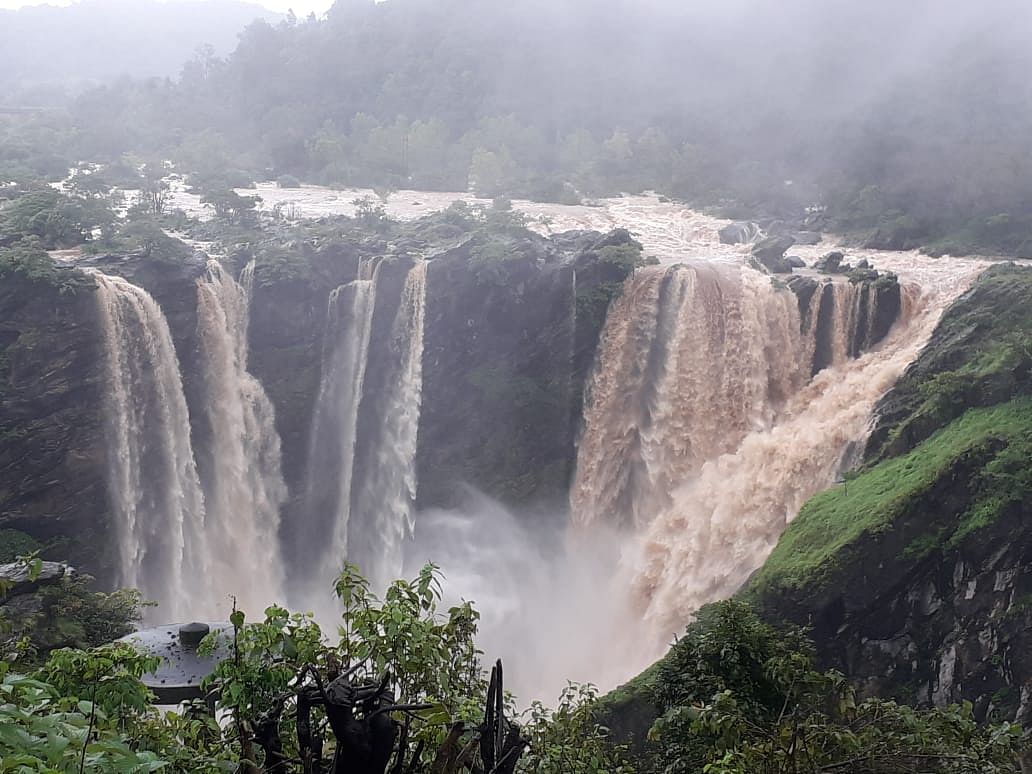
top-left (785, 272), bottom-right (902, 374)
top-left (752, 263), bottom-right (1032, 722)
top-left (416, 228), bottom-right (637, 511)
top-left (0, 272), bottom-right (108, 574)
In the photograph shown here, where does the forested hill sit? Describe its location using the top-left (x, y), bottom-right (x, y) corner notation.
top-left (6, 0), bottom-right (1032, 255)
top-left (0, 0), bottom-right (279, 99)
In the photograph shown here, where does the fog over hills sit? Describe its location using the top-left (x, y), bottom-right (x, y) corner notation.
top-left (0, 0), bottom-right (281, 99)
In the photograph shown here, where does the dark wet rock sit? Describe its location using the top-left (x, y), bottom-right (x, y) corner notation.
top-left (0, 272), bottom-right (112, 577)
top-left (416, 228), bottom-right (637, 512)
top-left (815, 250), bottom-right (851, 274)
top-left (794, 231), bottom-right (822, 245)
top-left (718, 221), bottom-right (761, 245)
top-left (786, 255), bottom-right (806, 268)
top-left (0, 561), bottom-right (72, 600)
top-left (752, 235), bottom-right (796, 273)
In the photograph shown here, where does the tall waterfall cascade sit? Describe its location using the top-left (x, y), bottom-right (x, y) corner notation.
top-left (303, 271), bottom-right (377, 587)
top-left (301, 259), bottom-right (429, 594)
top-left (350, 260), bottom-right (429, 590)
top-left (91, 264), bottom-right (288, 620)
top-left (571, 258), bottom-right (986, 642)
top-left (90, 271), bottom-right (205, 621)
top-left (194, 260), bottom-right (288, 615)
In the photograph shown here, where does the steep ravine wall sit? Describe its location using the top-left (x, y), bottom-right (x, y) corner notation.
top-left (415, 229), bottom-right (638, 512)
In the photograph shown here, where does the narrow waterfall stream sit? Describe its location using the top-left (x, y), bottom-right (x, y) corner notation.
top-left (350, 260), bottom-right (429, 590)
top-left (194, 260), bottom-right (288, 615)
top-left (302, 273), bottom-right (377, 587)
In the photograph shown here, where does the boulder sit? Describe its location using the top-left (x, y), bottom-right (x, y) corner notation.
top-left (752, 235), bottom-right (796, 274)
top-left (0, 561), bottom-right (71, 600)
top-left (815, 251), bottom-right (851, 274)
top-left (786, 255), bottom-right (807, 269)
top-left (856, 258), bottom-right (871, 269)
top-left (718, 221), bottom-right (761, 245)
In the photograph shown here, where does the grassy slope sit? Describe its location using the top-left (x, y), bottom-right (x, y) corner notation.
top-left (748, 398), bottom-right (1032, 600)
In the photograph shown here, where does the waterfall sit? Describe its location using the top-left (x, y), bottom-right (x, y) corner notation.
top-left (631, 284), bottom-right (933, 634)
top-left (194, 260), bottom-right (288, 615)
top-left (571, 263), bottom-right (806, 530)
top-left (571, 259), bottom-right (982, 641)
top-left (90, 271), bottom-right (205, 621)
top-left (350, 260), bottom-right (428, 589)
top-left (302, 274), bottom-right (376, 585)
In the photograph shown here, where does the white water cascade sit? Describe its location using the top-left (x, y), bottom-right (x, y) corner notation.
top-left (302, 270), bottom-right (377, 586)
top-left (90, 271), bottom-right (205, 621)
top-left (194, 260), bottom-right (288, 615)
top-left (300, 259), bottom-right (429, 595)
top-left (351, 260), bottom-right (429, 590)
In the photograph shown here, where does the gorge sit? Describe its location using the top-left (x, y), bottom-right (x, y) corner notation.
top-left (3, 191), bottom-right (1006, 706)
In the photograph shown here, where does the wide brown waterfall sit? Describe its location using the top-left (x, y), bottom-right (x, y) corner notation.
top-left (572, 263), bottom-right (805, 530)
top-left (571, 257), bottom-right (986, 647)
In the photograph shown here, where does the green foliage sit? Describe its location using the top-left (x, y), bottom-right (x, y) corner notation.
top-left (0, 238), bottom-right (93, 293)
top-left (0, 645), bottom-right (232, 772)
top-left (521, 682), bottom-right (635, 773)
top-left (197, 563), bottom-right (487, 769)
top-left (87, 216), bottom-right (193, 263)
top-left (0, 572), bottom-right (145, 666)
top-left (200, 185), bottom-right (261, 224)
top-left (0, 186), bottom-right (115, 249)
top-left (649, 601), bottom-right (1025, 774)
top-left (0, 529), bottom-right (41, 563)
top-left (253, 243), bottom-right (313, 287)
top-left (596, 243), bottom-right (645, 271)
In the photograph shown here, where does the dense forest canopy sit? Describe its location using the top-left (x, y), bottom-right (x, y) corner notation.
top-left (4, 0), bottom-right (1032, 253)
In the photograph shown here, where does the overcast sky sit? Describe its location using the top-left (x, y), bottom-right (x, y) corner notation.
top-left (0, 0), bottom-right (335, 13)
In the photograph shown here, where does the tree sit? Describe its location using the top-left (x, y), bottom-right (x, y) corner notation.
top-left (139, 162), bottom-right (171, 215)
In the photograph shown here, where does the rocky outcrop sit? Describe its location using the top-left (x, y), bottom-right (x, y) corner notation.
top-left (0, 560), bottom-right (71, 599)
top-left (815, 250), bottom-right (849, 273)
top-left (751, 235), bottom-right (795, 273)
top-left (786, 271), bottom-right (902, 374)
top-left (416, 228), bottom-right (639, 511)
